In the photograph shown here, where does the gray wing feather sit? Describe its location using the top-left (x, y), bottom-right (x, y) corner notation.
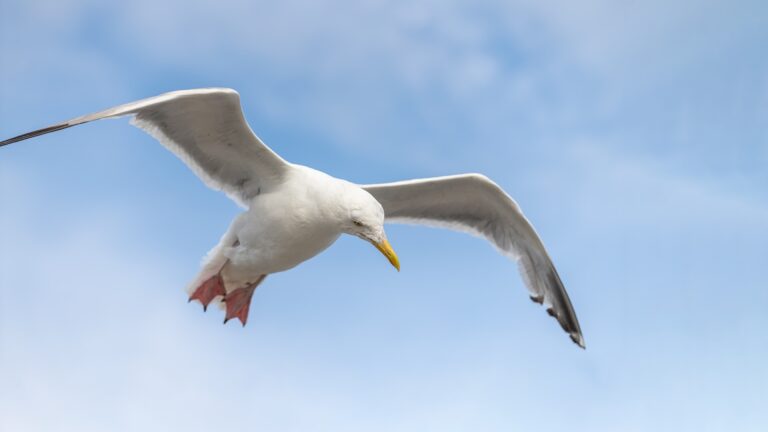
top-left (363, 174), bottom-right (584, 348)
top-left (0, 88), bottom-right (287, 206)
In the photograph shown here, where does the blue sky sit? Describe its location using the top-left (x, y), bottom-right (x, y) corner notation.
top-left (1, 0), bottom-right (767, 430)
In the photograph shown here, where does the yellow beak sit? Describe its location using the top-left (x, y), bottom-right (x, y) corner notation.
top-left (373, 238), bottom-right (400, 271)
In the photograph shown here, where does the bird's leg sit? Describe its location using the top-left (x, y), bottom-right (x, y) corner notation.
top-left (188, 272), bottom-right (227, 311)
top-left (223, 275), bottom-right (267, 326)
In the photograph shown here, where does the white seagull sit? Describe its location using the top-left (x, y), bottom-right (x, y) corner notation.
top-left (0, 88), bottom-right (584, 348)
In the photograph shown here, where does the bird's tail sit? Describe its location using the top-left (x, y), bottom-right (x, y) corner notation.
top-left (186, 231), bottom-right (238, 298)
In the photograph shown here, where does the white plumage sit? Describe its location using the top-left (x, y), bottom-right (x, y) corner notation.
top-left (0, 88), bottom-right (584, 348)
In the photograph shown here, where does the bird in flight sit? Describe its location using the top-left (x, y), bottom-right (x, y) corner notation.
top-left (1, 88), bottom-right (584, 348)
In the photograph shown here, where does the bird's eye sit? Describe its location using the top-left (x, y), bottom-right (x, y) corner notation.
top-left (352, 219), bottom-right (363, 227)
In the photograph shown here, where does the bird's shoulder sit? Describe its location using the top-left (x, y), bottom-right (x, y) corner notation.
top-left (246, 164), bottom-right (344, 207)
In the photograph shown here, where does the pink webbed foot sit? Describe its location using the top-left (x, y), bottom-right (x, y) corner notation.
top-left (223, 275), bottom-right (266, 326)
top-left (222, 286), bottom-right (255, 326)
top-left (188, 273), bottom-right (226, 311)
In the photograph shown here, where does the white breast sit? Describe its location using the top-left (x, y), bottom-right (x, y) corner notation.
top-left (221, 166), bottom-right (345, 287)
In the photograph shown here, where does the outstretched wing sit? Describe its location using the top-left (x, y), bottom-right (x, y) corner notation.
top-left (0, 88), bottom-right (288, 206)
top-left (363, 174), bottom-right (584, 348)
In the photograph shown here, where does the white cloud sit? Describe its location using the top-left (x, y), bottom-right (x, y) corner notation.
top-left (5, 0), bottom-right (763, 172)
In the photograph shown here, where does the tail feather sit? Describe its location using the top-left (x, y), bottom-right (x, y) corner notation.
top-left (186, 227), bottom-right (240, 297)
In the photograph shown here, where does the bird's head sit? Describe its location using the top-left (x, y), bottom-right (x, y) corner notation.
top-left (339, 187), bottom-right (400, 271)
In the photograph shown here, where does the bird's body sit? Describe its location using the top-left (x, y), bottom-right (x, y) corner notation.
top-left (1, 88), bottom-right (585, 347)
top-left (204, 166), bottom-right (355, 290)
top-left (236, 167), bottom-right (345, 273)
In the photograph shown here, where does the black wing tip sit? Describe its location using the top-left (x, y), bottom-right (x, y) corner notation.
top-left (0, 123), bottom-right (72, 147)
top-left (556, 312), bottom-right (585, 349)
top-left (533, 300), bottom-right (585, 349)
top-left (539, 301), bottom-right (585, 348)
top-left (548, 306), bottom-right (585, 349)
top-left (570, 333), bottom-right (586, 349)
top-left (542, 264), bottom-right (585, 349)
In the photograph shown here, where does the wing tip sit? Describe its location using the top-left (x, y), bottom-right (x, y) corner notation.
top-left (544, 304), bottom-right (585, 349)
top-left (0, 123), bottom-right (72, 147)
top-left (570, 332), bottom-right (586, 349)
top-left (546, 306), bottom-right (584, 348)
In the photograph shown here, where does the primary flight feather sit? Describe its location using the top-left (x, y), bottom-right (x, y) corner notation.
top-left (0, 88), bottom-right (584, 348)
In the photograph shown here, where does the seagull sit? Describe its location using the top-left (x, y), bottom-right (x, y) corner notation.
top-left (0, 88), bottom-right (584, 348)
